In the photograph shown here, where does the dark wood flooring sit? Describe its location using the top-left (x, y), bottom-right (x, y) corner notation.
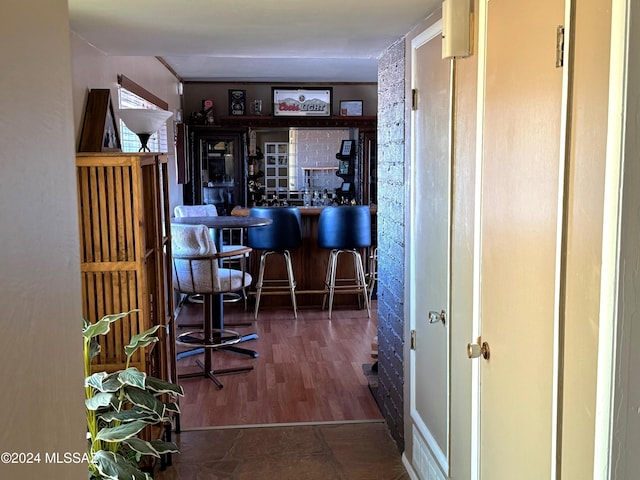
top-left (158, 299), bottom-right (410, 479)
top-left (174, 298), bottom-right (382, 429)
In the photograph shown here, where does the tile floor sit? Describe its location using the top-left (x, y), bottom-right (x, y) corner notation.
top-left (154, 421), bottom-right (410, 480)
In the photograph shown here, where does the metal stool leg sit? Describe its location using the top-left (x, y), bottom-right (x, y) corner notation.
top-left (283, 249), bottom-right (298, 319)
top-left (327, 249), bottom-right (340, 319)
top-left (254, 251), bottom-right (269, 319)
top-left (322, 250), bottom-right (333, 311)
top-left (352, 250), bottom-right (363, 310)
top-left (323, 249), bottom-right (370, 319)
top-left (254, 250), bottom-right (298, 319)
top-left (367, 247), bottom-right (378, 303)
top-left (354, 250), bottom-right (371, 318)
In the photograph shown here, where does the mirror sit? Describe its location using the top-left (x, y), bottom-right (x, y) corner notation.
top-left (251, 127), bottom-right (353, 203)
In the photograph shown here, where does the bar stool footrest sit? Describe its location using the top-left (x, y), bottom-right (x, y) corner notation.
top-left (176, 329), bottom-right (243, 349)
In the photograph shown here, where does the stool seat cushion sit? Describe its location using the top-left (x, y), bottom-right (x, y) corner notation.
top-left (318, 206), bottom-right (371, 250)
top-left (218, 268), bottom-right (253, 292)
top-left (248, 207), bottom-right (302, 251)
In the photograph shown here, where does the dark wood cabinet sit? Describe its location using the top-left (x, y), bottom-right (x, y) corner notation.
top-left (182, 125), bottom-right (247, 212)
top-left (177, 117), bottom-right (377, 210)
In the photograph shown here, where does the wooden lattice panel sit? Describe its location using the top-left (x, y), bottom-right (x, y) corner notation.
top-left (77, 153), bottom-right (167, 373)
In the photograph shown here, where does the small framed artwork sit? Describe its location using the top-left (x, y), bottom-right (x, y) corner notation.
top-left (78, 89), bottom-right (121, 152)
top-left (228, 89), bottom-right (246, 116)
top-left (272, 87), bottom-right (332, 117)
top-left (340, 139), bottom-right (356, 157)
top-left (341, 182), bottom-right (352, 192)
top-left (339, 100), bottom-right (363, 117)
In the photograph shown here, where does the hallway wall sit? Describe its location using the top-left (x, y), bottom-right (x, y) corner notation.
top-left (0, 2), bottom-right (86, 478)
top-left (69, 33), bottom-right (183, 210)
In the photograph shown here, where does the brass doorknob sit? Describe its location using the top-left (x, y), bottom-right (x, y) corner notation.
top-left (467, 337), bottom-right (490, 360)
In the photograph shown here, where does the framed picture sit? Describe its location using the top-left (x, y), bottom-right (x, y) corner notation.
top-left (228, 89), bottom-right (246, 116)
top-left (339, 100), bottom-right (363, 117)
top-left (78, 89), bottom-right (121, 152)
top-left (272, 87), bottom-right (332, 117)
top-left (340, 139), bottom-right (356, 157)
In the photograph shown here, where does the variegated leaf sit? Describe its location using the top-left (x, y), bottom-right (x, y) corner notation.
top-left (118, 367), bottom-right (147, 389)
top-left (98, 408), bottom-right (155, 423)
top-left (85, 392), bottom-right (115, 411)
top-left (148, 440), bottom-right (179, 455)
top-left (85, 372), bottom-right (108, 389)
top-left (95, 420), bottom-right (147, 442)
top-left (91, 450), bottom-right (150, 480)
top-left (124, 325), bottom-right (162, 357)
top-left (124, 387), bottom-right (165, 419)
top-left (86, 372), bottom-right (122, 393)
top-left (122, 437), bottom-right (160, 457)
top-left (164, 402), bottom-right (181, 414)
top-left (145, 376), bottom-right (184, 396)
top-left (82, 311), bottom-right (136, 340)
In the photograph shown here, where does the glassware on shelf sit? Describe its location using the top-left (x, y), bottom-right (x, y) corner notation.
top-left (303, 189), bottom-right (311, 207)
top-left (322, 189), bottom-right (330, 206)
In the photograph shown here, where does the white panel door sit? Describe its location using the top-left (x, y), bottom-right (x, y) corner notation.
top-left (474, 0), bottom-right (566, 477)
top-left (409, 20), bottom-right (452, 476)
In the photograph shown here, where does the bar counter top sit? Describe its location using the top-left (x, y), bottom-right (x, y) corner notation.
top-left (231, 204), bottom-right (377, 216)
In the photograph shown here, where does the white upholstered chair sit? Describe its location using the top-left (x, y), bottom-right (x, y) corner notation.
top-left (174, 204), bottom-right (250, 308)
top-left (171, 222), bottom-right (251, 295)
top-left (171, 223), bottom-right (253, 387)
top-left (174, 204), bottom-right (245, 253)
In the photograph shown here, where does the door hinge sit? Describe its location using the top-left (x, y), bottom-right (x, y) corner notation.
top-left (411, 89), bottom-right (418, 110)
top-left (428, 310), bottom-right (447, 325)
top-left (410, 329), bottom-right (417, 350)
top-left (556, 25), bottom-right (565, 68)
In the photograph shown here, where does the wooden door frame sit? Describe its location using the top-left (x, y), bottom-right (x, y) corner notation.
top-left (602, 1), bottom-right (636, 476)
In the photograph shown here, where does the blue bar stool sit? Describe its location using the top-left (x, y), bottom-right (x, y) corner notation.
top-left (247, 207), bottom-right (302, 319)
top-left (318, 206), bottom-right (371, 319)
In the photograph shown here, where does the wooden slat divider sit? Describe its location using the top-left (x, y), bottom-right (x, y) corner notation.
top-left (76, 153), bottom-right (173, 374)
top-left (89, 167), bottom-right (100, 262)
top-left (80, 261), bottom-right (137, 272)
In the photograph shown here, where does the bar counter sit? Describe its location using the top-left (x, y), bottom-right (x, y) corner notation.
top-left (232, 205), bottom-right (377, 308)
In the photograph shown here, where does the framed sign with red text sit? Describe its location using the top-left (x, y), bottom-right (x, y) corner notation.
top-left (272, 87), bottom-right (332, 117)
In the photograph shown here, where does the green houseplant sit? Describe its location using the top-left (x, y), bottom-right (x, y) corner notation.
top-left (83, 311), bottom-right (184, 479)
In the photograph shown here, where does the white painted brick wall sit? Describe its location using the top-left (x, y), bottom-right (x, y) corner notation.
top-left (290, 128), bottom-right (348, 191)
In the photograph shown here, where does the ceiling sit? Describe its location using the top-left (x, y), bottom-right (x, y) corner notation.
top-left (68, 0), bottom-right (439, 83)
